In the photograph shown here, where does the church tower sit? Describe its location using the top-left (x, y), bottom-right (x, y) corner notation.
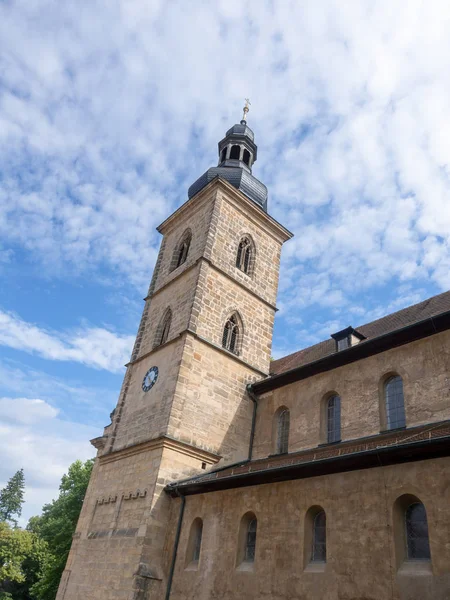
top-left (57, 105), bottom-right (292, 600)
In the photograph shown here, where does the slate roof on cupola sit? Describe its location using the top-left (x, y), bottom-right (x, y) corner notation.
top-left (188, 101), bottom-right (268, 211)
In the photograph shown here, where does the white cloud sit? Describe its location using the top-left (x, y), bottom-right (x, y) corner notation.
top-left (0, 309), bottom-right (134, 372)
top-left (0, 396), bottom-right (97, 523)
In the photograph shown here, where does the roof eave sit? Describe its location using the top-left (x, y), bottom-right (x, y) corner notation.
top-left (256, 309), bottom-right (450, 395)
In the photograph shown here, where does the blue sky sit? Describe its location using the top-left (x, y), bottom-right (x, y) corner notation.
top-left (1, 0), bottom-right (450, 521)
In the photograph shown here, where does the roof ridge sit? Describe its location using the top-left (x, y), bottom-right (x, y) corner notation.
top-left (271, 289), bottom-right (450, 375)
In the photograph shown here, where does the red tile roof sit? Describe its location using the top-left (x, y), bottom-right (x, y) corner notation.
top-left (270, 290), bottom-right (450, 375)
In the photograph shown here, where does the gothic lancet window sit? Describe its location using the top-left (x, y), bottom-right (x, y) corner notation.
top-left (276, 407), bottom-right (290, 454)
top-left (171, 229), bottom-right (192, 272)
top-left (222, 314), bottom-right (240, 354)
top-left (327, 395), bottom-right (341, 443)
top-left (384, 375), bottom-right (406, 430)
top-left (154, 308), bottom-right (172, 348)
top-left (236, 237), bottom-right (253, 275)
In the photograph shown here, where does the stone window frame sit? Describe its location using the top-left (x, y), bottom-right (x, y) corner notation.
top-left (153, 307), bottom-right (172, 349)
top-left (272, 405), bottom-right (290, 455)
top-left (185, 517), bottom-right (203, 570)
top-left (235, 234), bottom-right (256, 278)
top-left (236, 511), bottom-right (257, 570)
top-left (170, 228), bottom-right (192, 272)
top-left (304, 505), bottom-right (327, 571)
top-left (379, 370), bottom-right (407, 432)
top-left (221, 309), bottom-right (245, 356)
top-left (393, 494), bottom-right (432, 572)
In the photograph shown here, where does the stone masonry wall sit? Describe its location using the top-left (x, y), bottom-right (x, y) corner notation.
top-left (167, 334), bottom-right (259, 463)
top-left (112, 338), bottom-right (185, 452)
top-left (254, 329), bottom-right (450, 458)
top-left (169, 458), bottom-right (450, 600)
top-left (209, 192), bottom-right (283, 306)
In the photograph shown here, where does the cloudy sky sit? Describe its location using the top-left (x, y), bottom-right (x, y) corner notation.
top-left (1, 0), bottom-right (450, 522)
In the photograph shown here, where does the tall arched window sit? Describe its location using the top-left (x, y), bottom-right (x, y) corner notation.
top-left (276, 408), bottom-right (290, 454)
top-left (327, 395), bottom-right (341, 443)
top-left (245, 518), bottom-right (257, 562)
top-left (236, 237), bottom-right (253, 275)
top-left (222, 313), bottom-right (240, 355)
top-left (243, 149), bottom-right (251, 166)
top-left (405, 502), bottom-right (431, 560)
top-left (311, 511), bottom-right (326, 562)
top-left (171, 229), bottom-right (192, 272)
top-left (185, 518), bottom-right (203, 568)
top-left (236, 512), bottom-right (257, 568)
top-left (385, 375), bottom-right (406, 430)
top-left (230, 145), bottom-right (240, 160)
top-left (220, 147), bottom-right (227, 162)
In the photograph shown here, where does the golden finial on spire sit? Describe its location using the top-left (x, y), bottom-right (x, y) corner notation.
top-left (242, 98), bottom-right (251, 122)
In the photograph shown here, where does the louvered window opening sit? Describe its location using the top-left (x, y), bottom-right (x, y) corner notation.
top-left (193, 522), bottom-right (203, 562)
top-left (159, 314), bottom-right (171, 346)
top-left (176, 240), bottom-right (190, 269)
top-left (311, 511), bottom-right (326, 562)
top-left (236, 238), bottom-right (252, 274)
top-left (245, 518), bottom-right (257, 562)
top-left (327, 395), bottom-right (341, 443)
top-left (277, 409), bottom-right (290, 454)
top-left (406, 502), bottom-right (431, 560)
top-left (385, 376), bottom-right (406, 430)
top-left (222, 316), bottom-right (239, 354)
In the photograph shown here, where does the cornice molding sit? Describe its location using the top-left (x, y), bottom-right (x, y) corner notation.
top-left (144, 256), bottom-right (277, 311)
top-left (157, 178), bottom-right (292, 243)
top-left (99, 435), bottom-right (221, 466)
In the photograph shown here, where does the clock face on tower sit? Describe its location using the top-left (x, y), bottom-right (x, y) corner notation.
top-left (142, 366), bottom-right (159, 392)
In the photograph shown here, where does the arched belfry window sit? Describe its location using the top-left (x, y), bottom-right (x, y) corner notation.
top-left (243, 149), bottom-right (251, 166)
top-left (275, 407), bottom-right (290, 454)
top-left (405, 502), bottom-right (431, 560)
top-left (222, 313), bottom-right (241, 355)
top-left (230, 144), bottom-right (240, 160)
top-left (171, 229), bottom-right (192, 272)
top-left (327, 395), bottom-right (341, 443)
top-left (236, 237), bottom-right (253, 275)
top-left (384, 375), bottom-right (406, 430)
top-left (154, 308), bottom-right (172, 348)
top-left (220, 147), bottom-right (227, 162)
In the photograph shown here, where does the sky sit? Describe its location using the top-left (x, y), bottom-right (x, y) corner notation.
top-left (1, 0), bottom-right (450, 522)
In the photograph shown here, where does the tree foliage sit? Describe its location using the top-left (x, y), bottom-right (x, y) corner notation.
top-left (0, 521), bottom-right (47, 599)
top-left (30, 459), bottom-right (94, 600)
top-left (0, 470), bottom-right (25, 526)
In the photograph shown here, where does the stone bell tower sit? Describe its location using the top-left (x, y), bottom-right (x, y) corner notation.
top-left (57, 105), bottom-right (292, 600)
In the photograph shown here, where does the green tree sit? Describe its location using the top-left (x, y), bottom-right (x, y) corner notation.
top-left (30, 459), bottom-right (94, 600)
top-left (0, 470), bottom-right (25, 526)
top-left (0, 521), bottom-right (47, 599)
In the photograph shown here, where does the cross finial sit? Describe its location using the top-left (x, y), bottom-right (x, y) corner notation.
top-left (242, 98), bottom-right (251, 122)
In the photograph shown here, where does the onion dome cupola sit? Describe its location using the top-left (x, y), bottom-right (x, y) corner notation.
top-left (188, 100), bottom-right (268, 211)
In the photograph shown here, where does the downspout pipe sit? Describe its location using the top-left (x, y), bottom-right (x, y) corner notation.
top-left (165, 490), bottom-right (186, 600)
top-left (246, 384), bottom-right (259, 461)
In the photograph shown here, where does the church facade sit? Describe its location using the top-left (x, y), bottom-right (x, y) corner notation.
top-left (57, 115), bottom-right (450, 600)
